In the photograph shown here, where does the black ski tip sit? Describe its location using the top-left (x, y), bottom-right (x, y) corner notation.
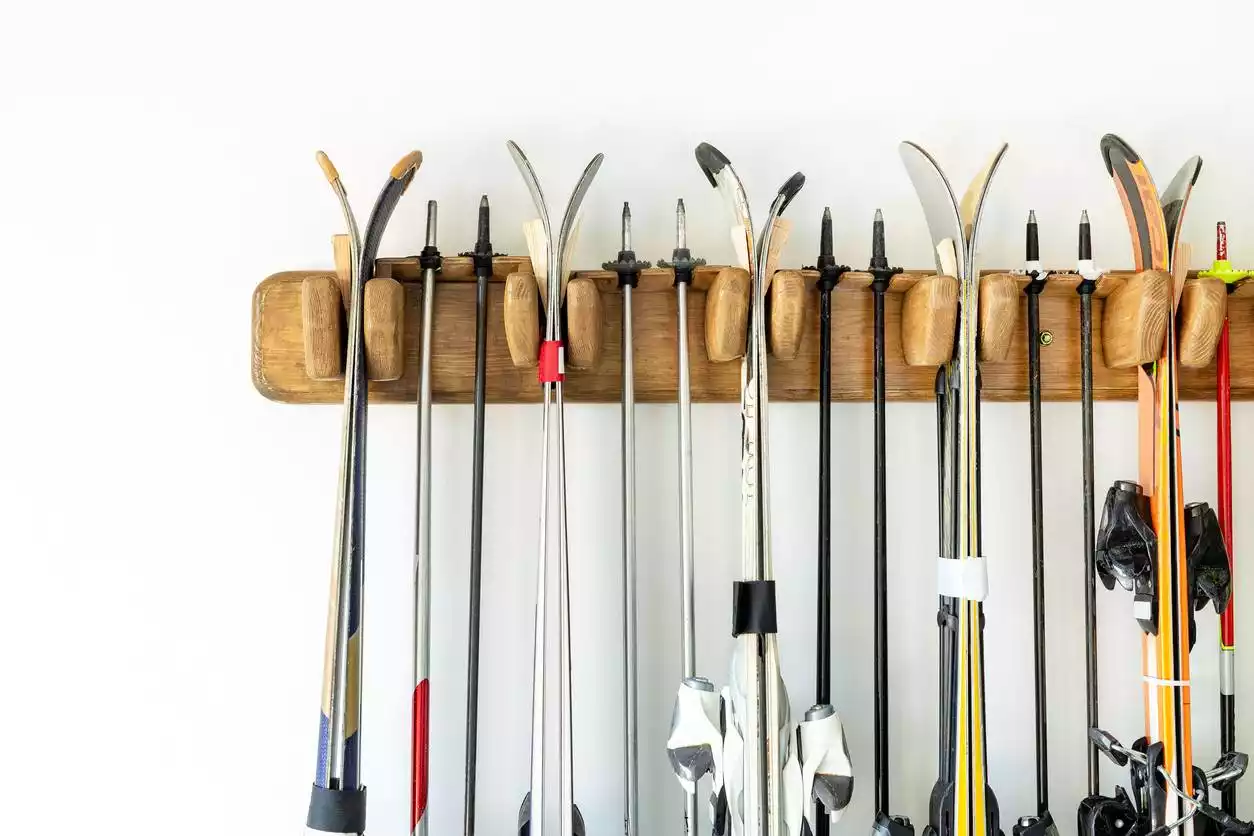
top-left (1189, 156), bottom-right (1204, 184)
top-left (695, 142), bottom-right (729, 187)
top-left (1099, 134), bottom-right (1139, 176)
top-left (779, 171), bottom-right (805, 205)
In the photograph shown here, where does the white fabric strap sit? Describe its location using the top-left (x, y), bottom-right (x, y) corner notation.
top-left (937, 556), bottom-right (988, 601)
top-left (1143, 675), bottom-right (1191, 687)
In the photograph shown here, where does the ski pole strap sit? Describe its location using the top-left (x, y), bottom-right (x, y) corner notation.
top-left (937, 556), bottom-right (988, 601)
top-left (732, 580), bottom-right (778, 636)
top-left (307, 784), bottom-right (367, 834)
top-left (538, 340), bottom-right (565, 383)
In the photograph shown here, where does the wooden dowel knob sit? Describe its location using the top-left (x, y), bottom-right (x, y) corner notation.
top-left (978, 272), bottom-right (1019, 362)
top-left (901, 274), bottom-right (958, 367)
top-left (333, 234), bottom-right (353, 308)
top-left (1102, 269), bottom-right (1171, 369)
top-left (301, 275), bottom-right (344, 379)
top-left (363, 277), bottom-right (404, 381)
top-left (1180, 277), bottom-right (1226, 369)
top-left (504, 271), bottom-right (540, 368)
top-left (565, 277), bottom-right (603, 369)
top-left (769, 270), bottom-right (808, 360)
top-left (705, 267), bottom-right (751, 363)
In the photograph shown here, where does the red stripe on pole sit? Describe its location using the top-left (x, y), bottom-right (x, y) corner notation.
top-left (1219, 319), bottom-right (1235, 647)
top-left (412, 679), bottom-right (430, 832)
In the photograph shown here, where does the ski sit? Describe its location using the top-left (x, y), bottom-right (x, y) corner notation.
top-left (1199, 221), bottom-right (1246, 817)
top-left (1087, 136), bottom-right (1244, 836)
top-left (507, 140), bottom-right (603, 836)
top-left (413, 199), bottom-right (442, 836)
top-left (307, 149), bottom-right (423, 836)
top-left (901, 140), bottom-right (1008, 836)
top-left (603, 202), bottom-right (651, 836)
top-left (463, 195), bottom-right (492, 836)
top-left (663, 198), bottom-right (720, 836)
top-left (866, 209), bottom-right (912, 836)
top-left (1014, 211), bottom-right (1057, 836)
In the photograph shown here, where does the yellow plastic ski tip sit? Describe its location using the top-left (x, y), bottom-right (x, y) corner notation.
top-left (391, 150), bottom-right (423, 180)
top-left (315, 151), bottom-right (340, 185)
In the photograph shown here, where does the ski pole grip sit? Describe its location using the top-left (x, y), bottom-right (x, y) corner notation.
top-left (978, 272), bottom-right (1019, 362)
top-left (901, 274), bottom-right (958, 367)
top-left (731, 580), bottom-right (778, 636)
top-left (1102, 269), bottom-right (1171, 369)
top-left (1179, 277), bottom-right (1227, 368)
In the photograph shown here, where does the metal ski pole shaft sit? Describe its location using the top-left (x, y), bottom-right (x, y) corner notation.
top-left (812, 207), bottom-right (848, 836)
top-left (1076, 211), bottom-right (1100, 799)
top-left (308, 149), bottom-right (422, 836)
top-left (867, 210), bottom-right (911, 836)
top-left (507, 141), bottom-right (602, 836)
top-left (660, 200), bottom-right (712, 836)
top-left (412, 201), bottom-right (441, 836)
top-left (604, 203), bottom-right (651, 836)
top-left (1015, 211), bottom-right (1057, 836)
top-left (463, 196), bottom-right (492, 836)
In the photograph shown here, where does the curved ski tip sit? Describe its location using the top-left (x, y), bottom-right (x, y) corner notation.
top-left (1099, 134), bottom-right (1138, 175)
top-left (390, 150), bottom-right (423, 180)
top-left (1187, 156), bottom-right (1204, 184)
top-left (580, 152), bottom-right (606, 182)
top-left (694, 142), bottom-right (729, 187)
top-left (314, 151), bottom-right (339, 185)
top-left (778, 171), bottom-right (805, 209)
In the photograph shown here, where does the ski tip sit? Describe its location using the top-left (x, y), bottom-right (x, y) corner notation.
top-left (1099, 133), bottom-right (1138, 175)
top-left (778, 171), bottom-right (805, 208)
top-left (315, 151), bottom-right (339, 185)
top-left (873, 207), bottom-right (883, 224)
top-left (390, 150), bottom-right (424, 180)
top-left (694, 142), bottom-right (729, 187)
top-left (1189, 156), bottom-right (1204, 185)
top-left (1028, 209), bottom-right (1037, 224)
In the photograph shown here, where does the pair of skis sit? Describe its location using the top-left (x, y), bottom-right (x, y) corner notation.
top-left (901, 140), bottom-right (1007, 836)
top-left (665, 143), bottom-right (853, 836)
top-left (1083, 135), bottom-right (1244, 836)
top-left (306, 149), bottom-right (423, 836)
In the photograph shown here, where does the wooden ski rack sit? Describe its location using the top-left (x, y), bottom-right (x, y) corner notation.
top-left (251, 253), bottom-right (1254, 404)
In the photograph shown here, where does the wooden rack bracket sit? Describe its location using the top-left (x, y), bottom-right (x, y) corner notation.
top-left (253, 256), bottom-right (1253, 404)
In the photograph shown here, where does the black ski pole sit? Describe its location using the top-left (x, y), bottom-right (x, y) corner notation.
top-left (1014, 211), bottom-right (1057, 836)
top-left (1076, 210), bottom-right (1100, 799)
top-left (463, 195), bottom-right (492, 836)
top-left (813, 207), bottom-right (849, 836)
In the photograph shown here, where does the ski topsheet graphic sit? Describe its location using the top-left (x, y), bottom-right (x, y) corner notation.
top-left (1085, 135), bottom-right (1247, 836)
top-left (666, 142), bottom-right (852, 836)
top-left (900, 140), bottom-right (1007, 836)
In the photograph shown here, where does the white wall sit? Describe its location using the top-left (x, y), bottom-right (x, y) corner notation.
top-left (4, 1), bottom-right (1254, 835)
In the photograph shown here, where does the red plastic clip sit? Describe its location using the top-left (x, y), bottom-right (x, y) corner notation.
top-left (538, 340), bottom-right (565, 383)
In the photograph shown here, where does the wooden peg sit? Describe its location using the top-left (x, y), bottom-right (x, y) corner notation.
top-left (1102, 270), bottom-right (1171, 369)
top-left (301, 275), bottom-right (344, 379)
top-left (333, 234), bottom-right (353, 307)
top-left (769, 270), bottom-right (808, 359)
top-left (504, 271), bottom-right (540, 368)
top-left (363, 278), bottom-right (405, 381)
top-left (901, 274), bottom-right (958, 367)
top-left (566, 278), bottom-right (603, 369)
top-left (1179, 278), bottom-right (1226, 368)
top-left (978, 272), bottom-right (1019, 362)
top-left (705, 267), bottom-right (751, 363)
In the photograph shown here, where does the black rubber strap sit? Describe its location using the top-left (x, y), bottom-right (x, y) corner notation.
top-left (732, 580), bottom-right (778, 636)
top-left (308, 784), bottom-right (367, 833)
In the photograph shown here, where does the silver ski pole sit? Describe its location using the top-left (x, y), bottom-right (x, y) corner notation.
top-left (603, 202), bottom-right (651, 836)
top-left (412, 201), bottom-right (441, 836)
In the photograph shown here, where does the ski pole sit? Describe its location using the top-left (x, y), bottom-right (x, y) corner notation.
top-left (812, 207), bottom-right (849, 836)
top-left (463, 195), bottom-right (492, 836)
top-left (662, 200), bottom-right (718, 836)
top-left (1198, 221), bottom-right (1247, 817)
top-left (1014, 211), bottom-right (1057, 836)
top-left (308, 149), bottom-right (422, 836)
top-left (413, 200), bottom-right (442, 836)
top-left (507, 141), bottom-right (603, 836)
top-left (1076, 210), bottom-right (1100, 800)
top-left (603, 203), bottom-right (651, 836)
top-left (867, 209), bottom-right (910, 836)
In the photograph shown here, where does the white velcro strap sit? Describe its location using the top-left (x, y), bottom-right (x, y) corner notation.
top-left (937, 556), bottom-right (988, 601)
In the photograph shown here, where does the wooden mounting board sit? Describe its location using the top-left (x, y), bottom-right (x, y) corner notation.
top-left (252, 259), bottom-right (1254, 404)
